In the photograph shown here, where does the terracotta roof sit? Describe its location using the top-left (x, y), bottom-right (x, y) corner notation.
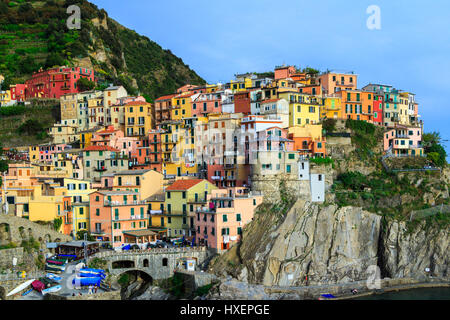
top-left (155, 94), bottom-right (177, 101)
top-left (165, 179), bottom-right (204, 191)
top-left (262, 99), bottom-right (280, 103)
top-left (125, 101), bottom-right (151, 106)
top-left (84, 145), bottom-right (119, 152)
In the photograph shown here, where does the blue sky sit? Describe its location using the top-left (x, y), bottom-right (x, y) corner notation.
top-left (91, 0), bottom-right (450, 156)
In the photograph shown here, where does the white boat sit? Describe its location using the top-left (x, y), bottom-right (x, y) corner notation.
top-left (41, 285), bottom-right (62, 295)
top-left (46, 273), bottom-right (62, 283)
top-left (6, 279), bottom-right (35, 297)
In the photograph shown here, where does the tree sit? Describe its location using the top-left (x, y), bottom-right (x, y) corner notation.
top-left (76, 230), bottom-right (95, 241)
top-left (77, 77), bottom-right (96, 92)
top-left (53, 218), bottom-right (62, 231)
top-left (423, 131), bottom-right (447, 167)
top-left (322, 118), bottom-right (337, 133)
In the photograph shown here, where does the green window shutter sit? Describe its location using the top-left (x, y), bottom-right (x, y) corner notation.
top-left (223, 215), bottom-right (227, 222)
top-left (96, 209), bottom-right (100, 216)
top-left (237, 227), bottom-right (242, 235)
top-left (236, 214), bottom-right (241, 222)
top-left (140, 207), bottom-right (144, 218)
top-left (131, 208), bottom-right (135, 216)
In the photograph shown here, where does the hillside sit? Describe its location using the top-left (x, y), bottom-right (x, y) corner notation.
top-left (0, 0), bottom-right (206, 100)
top-left (0, 102), bottom-right (58, 147)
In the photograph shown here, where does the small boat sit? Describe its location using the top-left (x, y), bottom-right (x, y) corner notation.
top-left (6, 279), bottom-right (35, 297)
top-left (46, 259), bottom-right (66, 266)
top-left (31, 280), bottom-right (45, 293)
top-left (46, 273), bottom-right (62, 283)
top-left (41, 285), bottom-right (62, 295)
top-left (45, 266), bottom-right (63, 274)
top-left (46, 264), bottom-right (66, 271)
top-left (22, 288), bottom-right (33, 296)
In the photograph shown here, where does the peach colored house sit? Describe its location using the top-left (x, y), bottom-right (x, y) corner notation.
top-left (91, 126), bottom-right (139, 158)
top-left (89, 190), bottom-right (148, 248)
top-left (383, 125), bottom-right (423, 157)
top-left (318, 72), bottom-right (358, 95)
top-left (195, 187), bottom-right (263, 252)
top-left (274, 66), bottom-right (296, 80)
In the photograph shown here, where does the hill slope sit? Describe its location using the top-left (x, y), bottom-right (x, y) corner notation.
top-left (0, 0), bottom-right (206, 100)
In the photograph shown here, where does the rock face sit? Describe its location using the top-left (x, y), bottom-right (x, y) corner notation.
top-left (211, 200), bottom-right (449, 287)
top-left (131, 286), bottom-right (171, 300)
top-left (380, 220), bottom-right (449, 279)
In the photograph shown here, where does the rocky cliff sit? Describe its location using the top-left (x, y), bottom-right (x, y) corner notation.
top-left (210, 200), bottom-right (449, 287)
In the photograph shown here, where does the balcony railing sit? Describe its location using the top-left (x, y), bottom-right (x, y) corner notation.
top-left (104, 200), bottom-right (146, 206)
top-left (94, 167), bottom-right (107, 172)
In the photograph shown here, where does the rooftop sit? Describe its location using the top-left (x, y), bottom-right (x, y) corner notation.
top-left (165, 179), bottom-right (204, 191)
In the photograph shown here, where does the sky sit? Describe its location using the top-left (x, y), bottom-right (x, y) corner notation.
top-left (91, 0), bottom-right (450, 157)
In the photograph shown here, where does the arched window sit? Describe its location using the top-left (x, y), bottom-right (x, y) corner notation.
top-left (162, 258), bottom-right (168, 267)
top-left (143, 259), bottom-right (149, 268)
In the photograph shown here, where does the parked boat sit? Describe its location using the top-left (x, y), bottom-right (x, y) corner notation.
top-left (46, 273), bottom-right (62, 283)
top-left (6, 279), bottom-right (35, 297)
top-left (31, 280), bottom-right (45, 292)
top-left (72, 276), bottom-right (102, 287)
top-left (21, 288), bottom-right (33, 296)
top-left (42, 285), bottom-right (62, 295)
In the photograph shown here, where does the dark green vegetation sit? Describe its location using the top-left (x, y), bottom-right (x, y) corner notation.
top-left (0, 0), bottom-right (205, 100)
top-left (76, 229), bottom-right (96, 241)
top-left (88, 257), bottom-right (107, 270)
top-left (0, 103), bottom-right (58, 147)
top-left (322, 118), bottom-right (337, 134)
top-left (332, 170), bottom-right (450, 229)
top-left (346, 119), bottom-right (383, 160)
top-left (423, 131), bottom-right (447, 167)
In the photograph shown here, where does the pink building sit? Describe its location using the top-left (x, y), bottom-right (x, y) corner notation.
top-left (383, 125), bottom-right (423, 157)
top-left (39, 144), bottom-right (69, 162)
top-left (191, 92), bottom-right (222, 117)
top-left (195, 187), bottom-right (263, 252)
top-left (91, 126), bottom-right (139, 158)
top-left (10, 84), bottom-right (27, 102)
top-left (89, 190), bottom-right (149, 248)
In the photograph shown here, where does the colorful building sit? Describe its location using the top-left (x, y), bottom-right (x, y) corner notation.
top-left (195, 187), bottom-right (263, 252)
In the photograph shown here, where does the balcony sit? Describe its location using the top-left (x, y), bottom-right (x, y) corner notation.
top-left (224, 164), bottom-right (236, 169)
top-left (113, 214), bottom-right (148, 221)
top-left (91, 229), bottom-right (106, 235)
top-left (94, 167), bottom-right (107, 172)
top-left (104, 200), bottom-right (146, 206)
top-left (211, 176), bottom-right (224, 181)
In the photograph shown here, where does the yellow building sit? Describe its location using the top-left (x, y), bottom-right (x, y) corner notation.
top-left (321, 96), bottom-right (343, 119)
top-left (28, 181), bottom-right (69, 234)
top-left (62, 178), bottom-right (96, 236)
top-left (0, 89), bottom-right (11, 106)
top-left (171, 93), bottom-right (194, 120)
top-left (229, 77), bottom-right (253, 92)
top-left (399, 92), bottom-right (410, 125)
top-left (160, 118), bottom-right (201, 178)
top-left (147, 192), bottom-right (167, 237)
top-left (278, 91), bottom-right (321, 127)
top-left (29, 146), bottom-right (40, 163)
top-left (164, 179), bottom-right (217, 238)
top-left (113, 169), bottom-right (163, 200)
top-left (124, 101), bottom-right (152, 137)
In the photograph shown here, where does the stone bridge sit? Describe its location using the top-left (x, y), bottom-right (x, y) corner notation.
top-left (88, 247), bottom-right (211, 281)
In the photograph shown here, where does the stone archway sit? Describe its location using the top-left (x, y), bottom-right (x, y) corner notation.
top-left (118, 269), bottom-right (153, 300)
top-left (18, 226), bottom-right (26, 240)
top-left (112, 260), bottom-right (135, 269)
top-left (44, 234), bottom-right (51, 243)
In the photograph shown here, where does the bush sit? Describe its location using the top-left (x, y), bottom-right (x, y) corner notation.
top-left (322, 118), bottom-right (337, 133)
top-left (118, 273), bottom-right (130, 287)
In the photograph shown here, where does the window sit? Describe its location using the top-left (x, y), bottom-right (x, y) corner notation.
top-left (221, 228), bottom-right (230, 235)
top-left (223, 214), bottom-right (228, 222)
top-left (286, 165), bottom-right (291, 173)
top-left (96, 209), bottom-right (100, 216)
top-left (288, 154), bottom-right (295, 160)
top-left (236, 214), bottom-right (241, 222)
top-left (182, 192), bottom-right (186, 199)
top-left (237, 227), bottom-right (242, 235)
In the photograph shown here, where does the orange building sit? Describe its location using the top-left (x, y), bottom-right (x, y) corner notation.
top-left (340, 90), bottom-right (374, 122)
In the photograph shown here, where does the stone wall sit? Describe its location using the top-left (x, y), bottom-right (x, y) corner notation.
top-left (175, 270), bottom-right (218, 295)
top-left (0, 214), bottom-right (71, 247)
top-left (0, 247), bottom-right (23, 269)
